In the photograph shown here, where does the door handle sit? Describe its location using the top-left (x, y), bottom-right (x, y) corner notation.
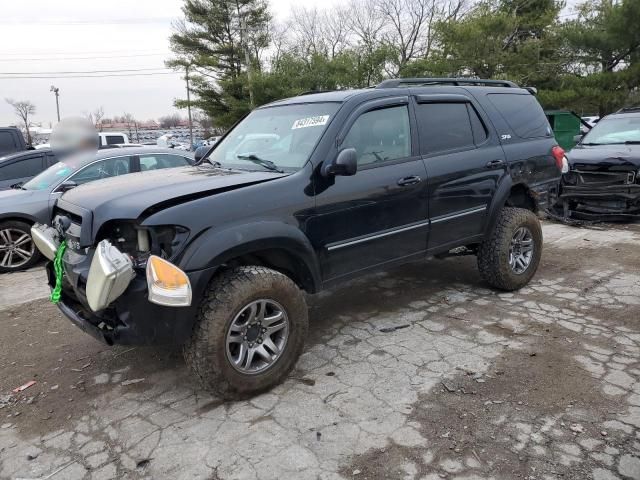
top-left (486, 159), bottom-right (505, 169)
top-left (397, 175), bottom-right (421, 186)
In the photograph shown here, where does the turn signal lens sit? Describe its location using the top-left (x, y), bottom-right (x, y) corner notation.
top-left (146, 255), bottom-right (192, 307)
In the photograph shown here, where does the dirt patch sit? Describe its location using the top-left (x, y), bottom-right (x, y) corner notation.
top-left (0, 300), bottom-right (185, 437)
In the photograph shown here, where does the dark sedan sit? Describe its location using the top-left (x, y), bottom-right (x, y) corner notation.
top-left (0, 147), bottom-right (194, 272)
top-left (552, 108), bottom-right (640, 222)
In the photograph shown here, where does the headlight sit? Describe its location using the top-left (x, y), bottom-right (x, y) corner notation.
top-left (146, 255), bottom-right (192, 307)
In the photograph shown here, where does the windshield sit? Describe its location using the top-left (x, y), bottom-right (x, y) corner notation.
top-left (208, 102), bottom-right (340, 171)
top-left (23, 161), bottom-right (78, 190)
top-left (582, 116), bottom-right (640, 145)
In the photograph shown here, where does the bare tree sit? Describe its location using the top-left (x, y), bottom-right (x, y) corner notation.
top-left (5, 99), bottom-right (36, 146)
top-left (121, 113), bottom-right (136, 142)
top-left (92, 107), bottom-right (105, 131)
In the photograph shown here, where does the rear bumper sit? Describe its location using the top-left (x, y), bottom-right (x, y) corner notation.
top-left (47, 255), bottom-right (216, 345)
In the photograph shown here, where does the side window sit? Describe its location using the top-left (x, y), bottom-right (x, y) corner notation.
top-left (0, 156), bottom-right (44, 181)
top-left (105, 135), bottom-right (125, 145)
top-left (342, 105), bottom-right (411, 166)
top-left (487, 93), bottom-right (551, 138)
top-left (70, 156), bottom-right (131, 185)
top-left (139, 154), bottom-right (190, 171)
top-left (0, 132), bottom-right (18, 153)
top-left (415, 103), bottom-right (475, 154)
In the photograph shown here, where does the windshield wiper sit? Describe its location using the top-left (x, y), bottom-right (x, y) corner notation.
top-left (624, 141), bottom-right (640, 145)
top-left (236, 154), bottom-right (284, 173)
top-left (581, 142), bottom-right (603, 146)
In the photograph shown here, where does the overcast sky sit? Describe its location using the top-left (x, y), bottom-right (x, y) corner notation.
top-left (0, 0), bottom-right (338, 127)
top-left (1, 0), bottom-right (579, 128)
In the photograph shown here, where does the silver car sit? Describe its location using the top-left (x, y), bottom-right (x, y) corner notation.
top-left (0, 147), bottom-right (194, 272)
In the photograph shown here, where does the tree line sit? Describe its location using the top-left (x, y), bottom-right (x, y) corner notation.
top-left (167, 0), bottom-right (640, 129)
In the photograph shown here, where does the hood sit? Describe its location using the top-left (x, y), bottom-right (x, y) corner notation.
top-left (58, 166), bottom-right (288, 234)
top-left (567, 144), bottom-right (640, 171)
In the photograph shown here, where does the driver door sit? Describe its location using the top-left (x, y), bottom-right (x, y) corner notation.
top-left (308, 97), bottom-right (429, 283)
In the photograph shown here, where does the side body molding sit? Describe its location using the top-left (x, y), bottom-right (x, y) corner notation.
top-left (178, 221), bottom-right (323, 293)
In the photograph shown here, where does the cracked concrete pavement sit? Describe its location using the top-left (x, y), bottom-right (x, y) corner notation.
top-left (0, 221), bottom-right (639, 480)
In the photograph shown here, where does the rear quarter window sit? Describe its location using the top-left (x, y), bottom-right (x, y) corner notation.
top-left (488, 93), bottom-right (551, 139)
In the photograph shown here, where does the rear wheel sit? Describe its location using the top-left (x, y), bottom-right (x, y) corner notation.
top-left (184, 266), bottom-right (308, 399)
top-left (477, 207), bottom-right (542, 291)
top-left (0, 220), bottom-right (40, 273)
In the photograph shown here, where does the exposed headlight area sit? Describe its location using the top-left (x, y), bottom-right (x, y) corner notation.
top-left (96, 221), bottom-right (190, 267)
top-left (88, 221), bottom-right (192, 308)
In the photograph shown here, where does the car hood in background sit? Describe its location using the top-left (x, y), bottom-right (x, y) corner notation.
top-left (567, 144), bottom-right (640, 171)
top-left (57, 166), bottom-right (289, 239)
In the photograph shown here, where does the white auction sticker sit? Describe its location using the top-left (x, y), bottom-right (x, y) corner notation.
top-left (292, 115), bottom-right (330, 129)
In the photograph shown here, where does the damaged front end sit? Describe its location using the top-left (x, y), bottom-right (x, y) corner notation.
top-left (32, 210), bottom-right (204, 345)
top-left (550, 164), bottom-right (640, 223)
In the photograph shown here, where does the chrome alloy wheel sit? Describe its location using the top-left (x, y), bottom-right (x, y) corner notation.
top-left (225, 299), bottom-right (290, 374)
top-left (509, 226), bottom-right (534, 274)
top-left (0, 229), bottom-right (35, 269)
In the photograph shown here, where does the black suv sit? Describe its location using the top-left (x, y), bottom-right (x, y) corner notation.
top-left (35, 78), bottom-right (563, 398)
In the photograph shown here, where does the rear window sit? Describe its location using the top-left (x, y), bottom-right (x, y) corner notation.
top-left (488, 93), bottom-right (551, 139)
top-left (105, 135), bottom-right (125, 145)
top-left (0, 156), bottom-right (43, 181)
top-left (0, 131), bottom-right (18, 154)
top-left (416, 103), bottom-right (475, 154)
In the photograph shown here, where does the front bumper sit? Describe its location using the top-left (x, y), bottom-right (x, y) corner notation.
top-left (47, 251), bottom-right (216, 345)
top-left (550, 169), bottom-right (640, 223)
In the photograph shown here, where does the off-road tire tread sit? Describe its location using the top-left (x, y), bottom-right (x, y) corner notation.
top-left (184, 266), bottom-right (308, 399)
top-left (477, 207), bottom-right (542, 291)
top-left (0, 220), bottom-right (41, 273)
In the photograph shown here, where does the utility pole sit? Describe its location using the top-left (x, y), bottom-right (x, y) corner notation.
top-left (185, 64), bottom-right (194, 151)
top-left (240, 16), bottom-right (254, 109)
top-left (50, 86), bottom-right (60, 122)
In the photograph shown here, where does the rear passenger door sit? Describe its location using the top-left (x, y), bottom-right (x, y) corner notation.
top-left (414, 94), bottom-right (507, 252)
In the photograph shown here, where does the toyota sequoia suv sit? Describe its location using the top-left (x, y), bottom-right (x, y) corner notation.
top-left (33, 78), bottom-right (564, 398)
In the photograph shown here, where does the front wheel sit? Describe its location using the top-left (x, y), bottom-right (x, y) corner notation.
top-left (477, 207), bottom-right (542, 291)
top-left (184, 266), bottom-right (308, 399)
top-left (0, 220), bottom-right (41, 273)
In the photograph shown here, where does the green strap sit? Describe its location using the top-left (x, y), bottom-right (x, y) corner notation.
top-left (50, 240), bottom-right (66, 304)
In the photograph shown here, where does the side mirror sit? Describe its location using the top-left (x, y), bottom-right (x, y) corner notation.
top-left (322, 148), bottom-right (358, 177)
top-left (57, 180), bottom-right (77, 193)
top-left (573, 134), bottom-right (583, 144)
top-left (194, 145), bottom-right (210, 163)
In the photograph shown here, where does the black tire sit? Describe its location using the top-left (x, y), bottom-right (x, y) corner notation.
top-left (0, 220), bottom-right (41, 273)
top-left (477, 207), bottom-right (542, 291)
top-left (184, 266), bottom-right (308, 399)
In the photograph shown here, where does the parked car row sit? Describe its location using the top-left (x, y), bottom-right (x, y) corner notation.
top-left (0, 147), bottom-right (194, 272)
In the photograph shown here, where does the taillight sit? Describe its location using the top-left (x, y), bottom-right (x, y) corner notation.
top-left (552, 146), bottom-right (569, 173)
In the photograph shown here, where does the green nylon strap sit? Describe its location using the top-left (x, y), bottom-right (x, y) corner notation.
top-left (50, 240), bottom-right (66, 304)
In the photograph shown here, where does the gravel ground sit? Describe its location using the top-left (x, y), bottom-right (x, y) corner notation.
top-left (0, 221), bottom-right (639, 480)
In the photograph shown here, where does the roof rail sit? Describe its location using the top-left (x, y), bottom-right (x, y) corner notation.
top-left (297, 90), bottom-right (334, 96)
top-left (616, 106), bottom-right (640, 113)
top-left (376, 77), bottom-right (519, 89)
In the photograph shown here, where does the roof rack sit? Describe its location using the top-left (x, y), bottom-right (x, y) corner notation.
top-left (376, 77), bottom-right (519, 89)
top-left (297, 90), bottom-right (334, 96)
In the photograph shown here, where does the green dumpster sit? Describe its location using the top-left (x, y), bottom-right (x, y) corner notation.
top-left (545, 110), bottom-right (582, 151)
